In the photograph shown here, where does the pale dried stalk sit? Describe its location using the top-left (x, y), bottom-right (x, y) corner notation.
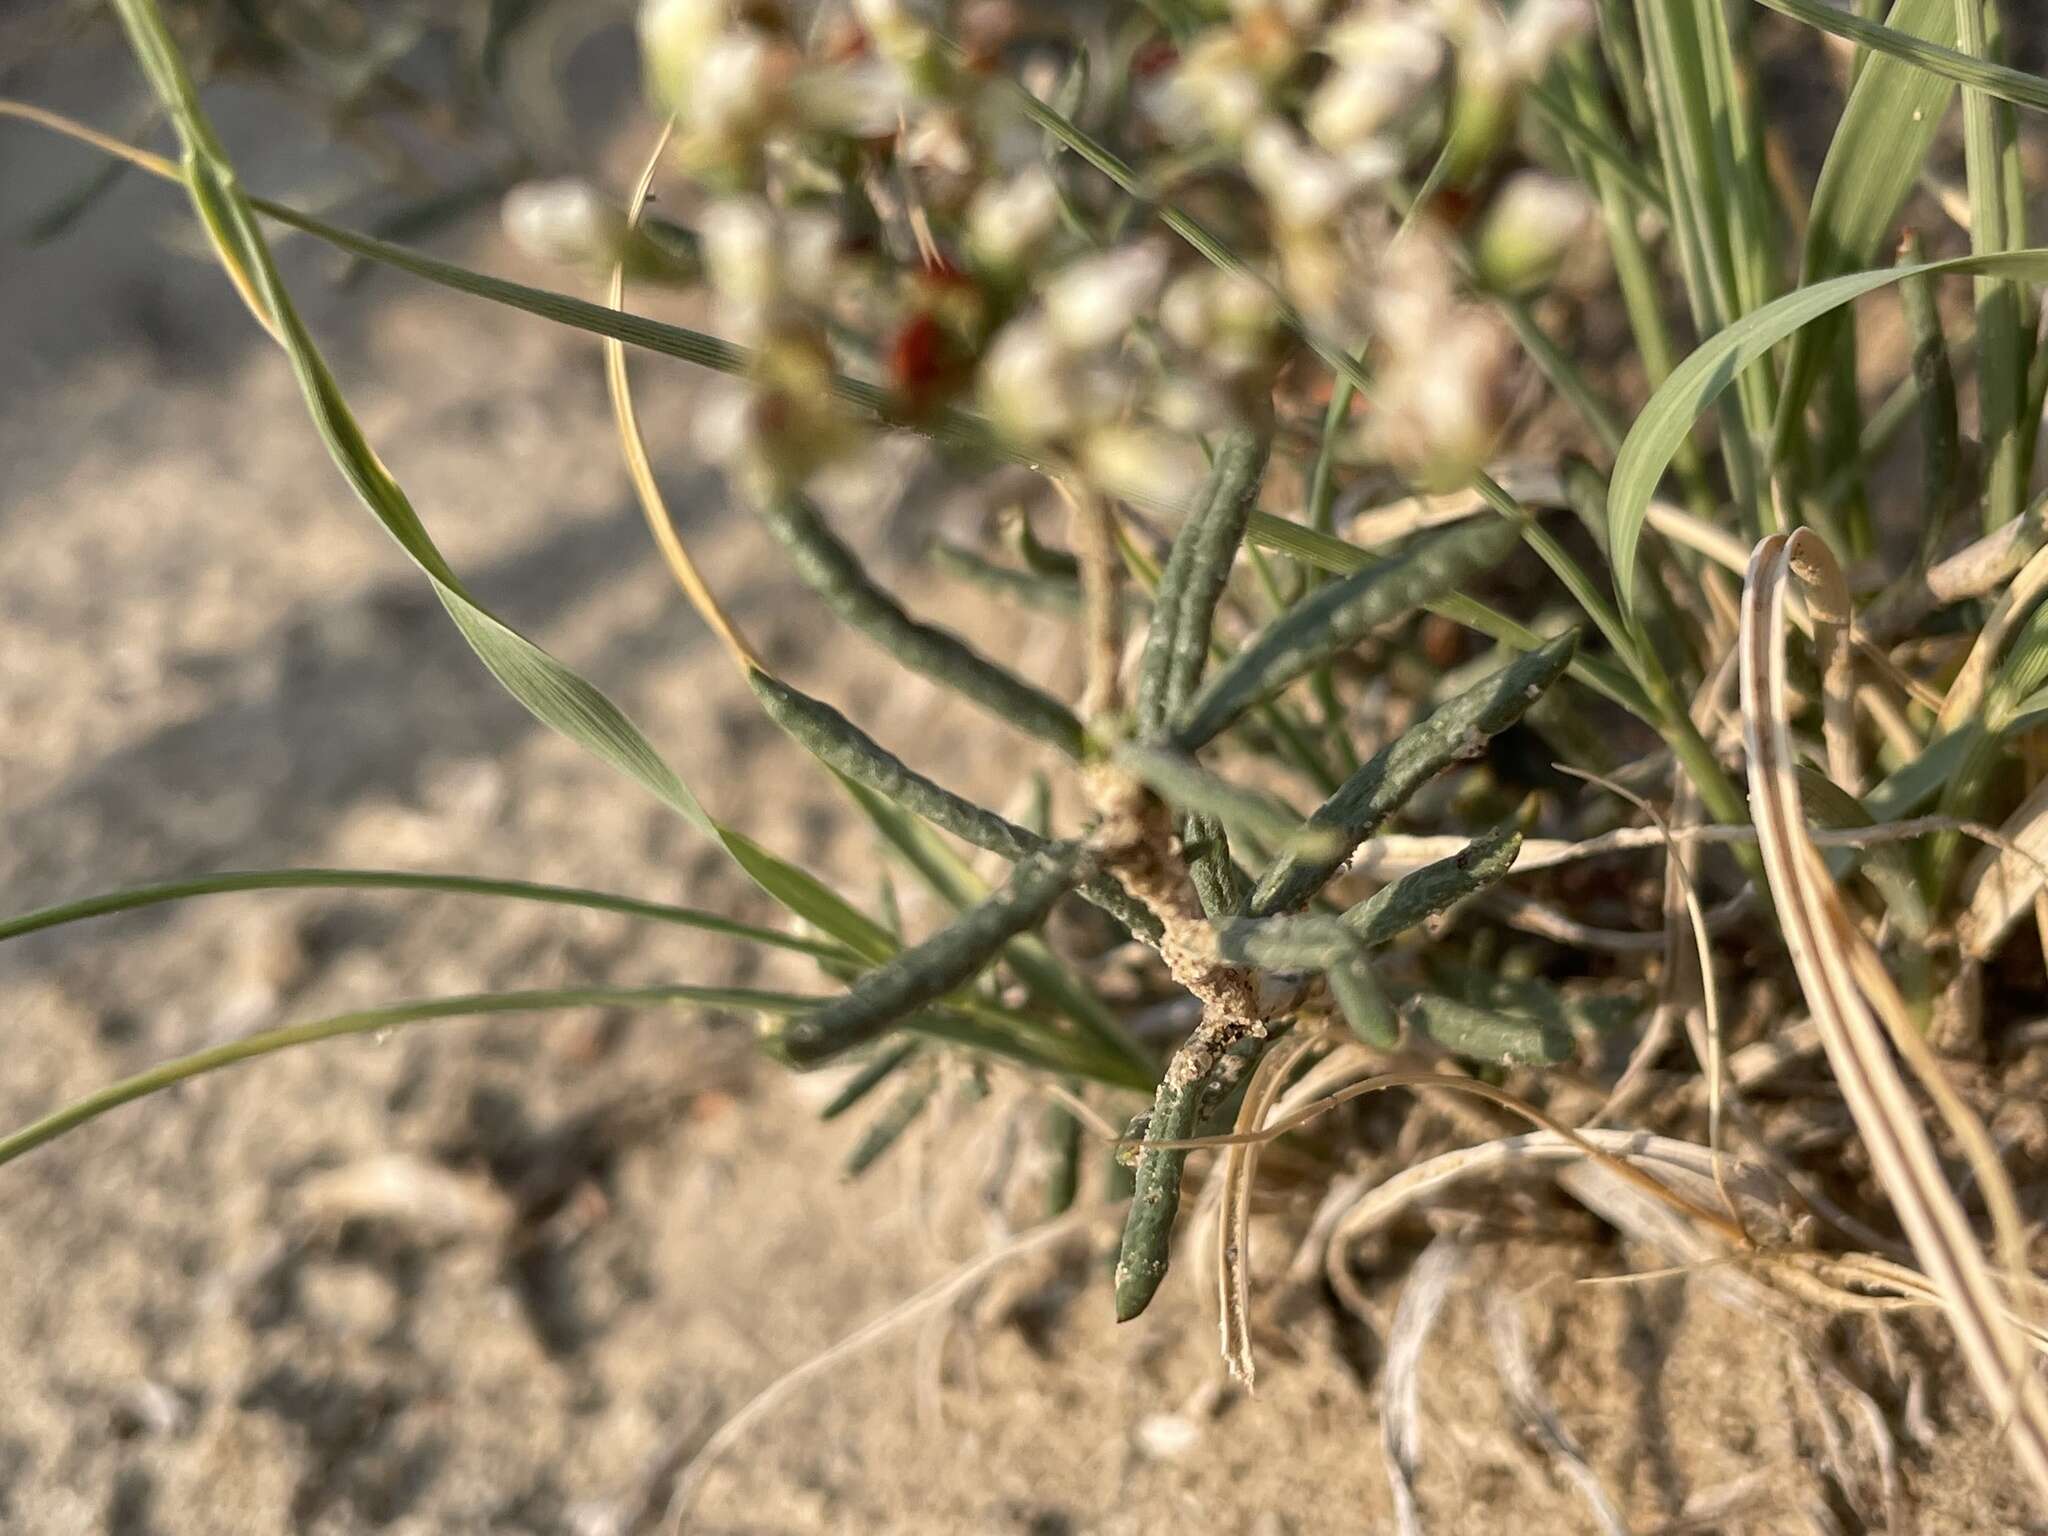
top-left (1345, 464), bottom-right (1747, 575)
top-left (1488, 1296), bottom-right (1632, 1536)
top-left (1938, 538), bottom-right (2048, 734)
top-left (1958, 775), bottom-right (2048, 959)
top-left (1139, 1069), bottom-right (1744, 1239)
top-left (1741, 529), bottom-right (2048, 1497)
top-left (1216, 1030), bottom-right (1318, 1388)
top-left (1383, 1234), bottom-right (1467, 1536)
top-left (1326, 1130), bottom-right (1783, 1263)
top-left (609, 120), bottom-right (761, 675)
top-left (1563, 767), bottom-right (1735, 1229)
top-left (1347, 817), bottom-right (2048, 881)
top-left (1058, 478), bottom-right (1124, 721)
top-left (1482, 887), bottom-right (1743, 953)
top-left (1785, 534), bottom-right (1860, 795)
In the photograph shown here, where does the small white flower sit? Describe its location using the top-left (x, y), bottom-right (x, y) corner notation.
top-left (1158, 32), bottom-right (1268, 143)
top-left (852, 0), bottom-right (940, 65)
top-left (687, 29), bottom-right (779, 139)
top-left (1152, 374), bottom-right (1236, 435)
top-left (1161, 268), bottom-right (1282, 376)
top-left (1229, 0), bottom-right (1325, 30)
top-left (1160, 269), bottom-right (1217, 353)
top-left (1079, 425), bottom-right (1201, 507)
top-left (700, 197), bottom-right (776, 305)
top-left (965, 167), bottom-right (1062, 273)
top-left (793, 56), bottom-right (907, 138)
top-left (1308, 13), bottom-right (1444, 152)
top-left (1474, 171), bottom-right (1595, 293)
top-left (901, 109), bottom-right (977, 180)
top-left (639, 0), bottom-right (732, 112)
top-left (980, 318), bottom-right (1079, 444)
top-left (1506, 0), bottom-right (1594, 77)
top-left (1243, 118), bottom-right (1352, 229)
top-left (1045, 245), bottom-right (1168, 353)
top-left (693, 378), bottom-right (755, 468)
top-left (1369, 310), bottom-right (1514, 488)
top-left (500, 179), bottom-right (624, 267)
top-left (698, 199), bottom-right (842, 338)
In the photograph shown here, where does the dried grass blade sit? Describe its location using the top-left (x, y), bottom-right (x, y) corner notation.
top-left (1957, 775), bottom-right (2048, 958)
top-left (1488, 1296), bottom-right (1632, 1536)
top-left (608, 119), bottom-right (760, 674)
top-left (1383, 1234), bottom-right (1467, 1536)
top-left (1740, 530), bottom-right (2048, 1495)
top-left (1217, 1032), bottom-right (1317, 1388)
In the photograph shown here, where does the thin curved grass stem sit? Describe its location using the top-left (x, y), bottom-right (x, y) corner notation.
top-left (0, 868), bottom-right (851, 961)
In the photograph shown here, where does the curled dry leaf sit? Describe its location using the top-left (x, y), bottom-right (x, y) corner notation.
top-left (296, 1153), bottom-right (515, 1241)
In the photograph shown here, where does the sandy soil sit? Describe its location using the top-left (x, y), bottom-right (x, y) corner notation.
top-left (2, 30), bottom-right (2041, 1536)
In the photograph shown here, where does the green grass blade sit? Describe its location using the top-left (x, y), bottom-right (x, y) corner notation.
top-left (1750, 0), bottom-right (2048, 110)
top-left (820, 1041), bottom-right (922, 1121)
top-left (1773, 0), bottom-right (1959, 459)
top-left (843, 1070), bottom-right (938, 1177)
top-left (1633, 0), bottom-right (1776, 514)
top-left (1524, 76), bottom-right (1670, 216)
top-left (1900, 230), bottom-right (1963, 558)
top-left (105, 0), bottom-right (900, 976)
top-left (716, 828), bottom-right (899, 965)
top-left (1954, 0), bottom-right (2030, 530)
top-left (0, 983), bottom-right (824, 1171)
top-left (1610, 248), bottom-right (2048, 617)
top-left (0, 868), bottom-right (852, 961)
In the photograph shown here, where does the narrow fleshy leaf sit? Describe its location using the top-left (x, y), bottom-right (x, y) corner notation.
top-left (1173, 519), bottom-right (1523, 750)
top-left (778, 846), bottom-right (1092, 1068)
top-left (1250, 637), bottom-right (1573, 915)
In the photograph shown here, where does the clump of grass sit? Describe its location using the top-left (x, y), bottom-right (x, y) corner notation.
top-left (13, 0), bottom-right (2048, 1512)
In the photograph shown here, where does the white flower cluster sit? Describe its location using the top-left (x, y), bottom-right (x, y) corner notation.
top-left (507, 0), bottom-right (1611, 496)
